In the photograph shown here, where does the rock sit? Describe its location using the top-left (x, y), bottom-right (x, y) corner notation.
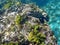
top-left (0, 4), bottom-right (57, 45)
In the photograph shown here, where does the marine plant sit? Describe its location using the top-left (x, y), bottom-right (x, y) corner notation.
top-left (28, 25), bottom-right (46, 45)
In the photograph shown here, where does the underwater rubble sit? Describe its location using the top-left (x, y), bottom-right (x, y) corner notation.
top-left (0, 4), bottom-right (57, 45)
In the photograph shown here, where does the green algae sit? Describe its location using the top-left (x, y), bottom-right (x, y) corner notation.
top-left (28, 25), bottom-right (46, 45)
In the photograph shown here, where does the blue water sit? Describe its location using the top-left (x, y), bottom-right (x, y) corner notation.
top-left (0, 0), bottom-right (60, 45)
top-left (42, 0), bottom-right (60, 45)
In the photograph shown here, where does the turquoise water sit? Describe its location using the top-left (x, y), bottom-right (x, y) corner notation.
top-left (42, 0), bottom-right (60, 45)
top-left (0, 0), bottom-right (60, 45)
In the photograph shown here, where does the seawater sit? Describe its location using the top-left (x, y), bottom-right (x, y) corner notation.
top-left (42, 0), bottom-right (60, 45)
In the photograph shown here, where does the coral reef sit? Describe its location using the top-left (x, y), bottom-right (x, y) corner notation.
top-left (0, 4), bottom-right (57, 45)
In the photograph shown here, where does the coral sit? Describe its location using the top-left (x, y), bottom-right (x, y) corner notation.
top-left (0, 4), bottom-right (57, 45)
top-left (42, 0), bottom-right (60, 45)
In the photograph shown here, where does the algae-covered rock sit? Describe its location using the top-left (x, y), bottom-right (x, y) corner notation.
top-left (0, 4), bottom-right (57, 45)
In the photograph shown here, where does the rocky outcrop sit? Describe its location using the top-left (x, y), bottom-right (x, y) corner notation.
top-left (0, 4), bottom-right (57, 45)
